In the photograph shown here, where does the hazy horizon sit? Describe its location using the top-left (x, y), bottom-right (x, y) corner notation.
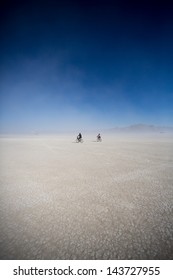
top-left (1, 0), bottom-right (173, 133)
top-left (1, 123), bottom-right (173, 136)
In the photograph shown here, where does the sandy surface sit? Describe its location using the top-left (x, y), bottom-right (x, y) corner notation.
top-left (0, 133), bottom-right (173, 259)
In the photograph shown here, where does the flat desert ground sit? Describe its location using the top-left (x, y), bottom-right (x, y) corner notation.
top-left (0, 133), bottom-right (173, 259)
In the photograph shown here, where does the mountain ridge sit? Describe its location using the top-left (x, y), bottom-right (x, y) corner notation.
top-left (103, 123), bottom-right (173, 133)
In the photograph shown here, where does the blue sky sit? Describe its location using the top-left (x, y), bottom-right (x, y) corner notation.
top-left (0, 0), bottom-right (173, 133)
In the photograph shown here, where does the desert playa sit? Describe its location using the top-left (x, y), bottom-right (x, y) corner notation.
top-left (0, 133), bottom-right (173, 259)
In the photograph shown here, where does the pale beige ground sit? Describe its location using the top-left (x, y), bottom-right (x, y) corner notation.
top-left (0, 133), bottom-right (173, 259)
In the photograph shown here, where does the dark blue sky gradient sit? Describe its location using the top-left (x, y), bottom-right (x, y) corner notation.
top-left (0, 0), bottom-right (173, 133)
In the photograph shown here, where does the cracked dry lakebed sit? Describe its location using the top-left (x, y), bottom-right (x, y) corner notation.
top-left (0, 133), bottom-right (173, 259)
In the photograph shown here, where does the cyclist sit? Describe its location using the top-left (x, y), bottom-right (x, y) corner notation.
top-left (77, 133), bottom-right (83, 142)
top-left (97, 133), bottom-right (101, 141)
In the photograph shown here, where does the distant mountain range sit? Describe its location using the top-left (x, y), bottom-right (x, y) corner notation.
top-left (104, 124), bottom-right (173, 133)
